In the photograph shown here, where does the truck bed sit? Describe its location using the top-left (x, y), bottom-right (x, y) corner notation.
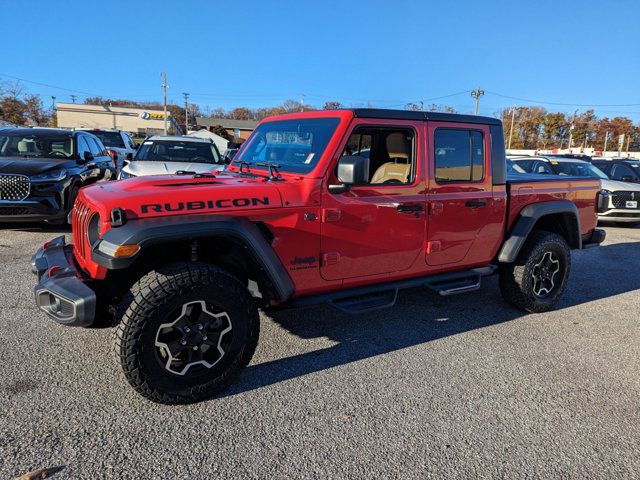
top-left (506, 173), bottom-right (601, 236)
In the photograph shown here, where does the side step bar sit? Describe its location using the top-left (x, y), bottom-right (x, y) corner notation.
top-left (281, 266), bottom-right (496, 315)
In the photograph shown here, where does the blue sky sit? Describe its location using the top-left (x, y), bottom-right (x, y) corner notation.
top-left (3, 0), bottom-right (640, 120)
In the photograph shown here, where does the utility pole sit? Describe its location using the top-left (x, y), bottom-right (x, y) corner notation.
top-left (508, 105), bottom-right (516, 150)
top-left (182, 92), bottom-right (190, 134)
top-left (300, 93), bottom-right (305, 112)
top-left (161, 72), bottom-right (168, 135)
top-left (51, 96), bottom-right (56, 110)
top-left (626, 135), bottom-right (631, 154)
top-left (603, 131), bottom-right (609, 154)
top-left (70, 95), bottom-right (77, 104)
top-left (470, 87), bottom-right (484, 115)
top-left (568, 109), bottom-right (578, 150)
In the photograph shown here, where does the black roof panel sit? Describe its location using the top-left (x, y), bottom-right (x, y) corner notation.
top-left (351, 108), bottom-right (502, 126)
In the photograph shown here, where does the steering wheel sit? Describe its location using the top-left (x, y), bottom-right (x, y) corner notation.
top-left (191, 156), bottom-right (209, 163)
top-left (49, 151), bottom-right (68, 158)
top-left (383, 178), bottom-right (403, 184)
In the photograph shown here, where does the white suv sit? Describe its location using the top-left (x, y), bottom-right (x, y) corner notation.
top-left (119, 135), bottom-right (225, 179)
top-left (78, 129), bottom-right (137, 171)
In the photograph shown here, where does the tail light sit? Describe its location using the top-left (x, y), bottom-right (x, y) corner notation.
top-left (108, 149), bottom-right (118, 168)
top-left (597, 189), bottom-right (610, 213)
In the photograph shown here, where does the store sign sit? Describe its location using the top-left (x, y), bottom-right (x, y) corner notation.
top-left (138, 111), bottom-right (167, 120)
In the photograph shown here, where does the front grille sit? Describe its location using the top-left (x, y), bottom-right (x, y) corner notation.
top-left (0, 207), bottom-right (30, 215)
top-left (0, 174), bottom-right (30, 201)
top-left (72, 199), bottom-right (92, 260)
top-left (611, 191), bottom-right (640, 208)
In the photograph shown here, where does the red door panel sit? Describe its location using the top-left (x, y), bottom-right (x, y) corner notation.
top-left (320, 119), bottom-right (427, 281)
top-left (425, 122), bottom-right (495, 267)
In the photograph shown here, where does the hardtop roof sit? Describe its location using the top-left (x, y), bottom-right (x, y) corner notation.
top-left (351, 108), bottom-right (502, 126)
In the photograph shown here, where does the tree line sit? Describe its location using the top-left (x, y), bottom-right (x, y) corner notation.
top-left (1, 81), bottom-right (638, 151)
top-left (498, 107), bottom-right (640, 151)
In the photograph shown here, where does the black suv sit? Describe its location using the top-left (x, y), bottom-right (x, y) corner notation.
top-left (592, 158), bottom-right (640, 184)
top-left (0, 128), bottom-right (115, 224)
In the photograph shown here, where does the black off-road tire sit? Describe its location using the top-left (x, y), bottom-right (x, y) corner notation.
top-left (499, 230), bottom-right (571, 313)
top-left (113, 262), bottom-right (259, 404)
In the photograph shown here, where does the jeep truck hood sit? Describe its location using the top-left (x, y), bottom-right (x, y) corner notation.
top-left (78, 174), bottom-right (283, 220)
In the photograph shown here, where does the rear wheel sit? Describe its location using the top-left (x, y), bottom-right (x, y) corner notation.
top-left (113, 262), bottom-right (259, 404)
top-left (499, 231), bottom-right (571, 313)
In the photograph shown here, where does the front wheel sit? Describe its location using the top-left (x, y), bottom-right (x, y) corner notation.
top-left (499, 231), bottom-right (571, 313)
top-left (113, 262), bottom-right (259, 404)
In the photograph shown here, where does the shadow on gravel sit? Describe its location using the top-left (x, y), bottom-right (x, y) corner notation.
top-left (0, 222), bottom-right (69, 234)
top-left (223, 240), bottom-right (640, 398)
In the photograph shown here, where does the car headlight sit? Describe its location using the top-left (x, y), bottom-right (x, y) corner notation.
top-left (119, 170), bottom-right (135, 179)
top-left (31, 169), bottom-right (67, 182)
top-left (87, 213), bottom-right (101, 246)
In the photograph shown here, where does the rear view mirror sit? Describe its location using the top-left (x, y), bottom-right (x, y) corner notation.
top-left (329, 155), bottom-right (370, 193)
top-left (337, 155), bottom-right (370, 185)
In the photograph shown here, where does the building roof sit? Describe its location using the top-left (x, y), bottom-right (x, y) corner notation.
top-left (195, 117), bottom-right (258, 130)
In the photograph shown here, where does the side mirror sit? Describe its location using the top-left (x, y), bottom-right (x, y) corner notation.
top-left (83, 151), bottom-right (94, 162)
top-left (125, 152), bottom-right (133, 161)
top-left (329, 155), bottom-right (370, 193)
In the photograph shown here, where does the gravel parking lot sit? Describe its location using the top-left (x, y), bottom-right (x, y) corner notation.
top-left (1, 224), bottom-right (639, 478)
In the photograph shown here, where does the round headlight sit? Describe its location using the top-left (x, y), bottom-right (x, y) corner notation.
top-left (87, 213), bottom-right (100, 246)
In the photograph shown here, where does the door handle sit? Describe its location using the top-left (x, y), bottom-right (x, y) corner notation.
top-left (465, 200), bottom-right (487, 208)
top-left (396, 204), bottom-right (424, 213)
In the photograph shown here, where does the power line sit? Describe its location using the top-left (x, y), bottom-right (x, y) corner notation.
top-left (485, 90), bottom-right (640, 107)
top-left (0, 73), bottom-right (102, 96)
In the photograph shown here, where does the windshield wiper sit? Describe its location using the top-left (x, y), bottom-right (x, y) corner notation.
top-left (256, 162), bottom-right (282, 181)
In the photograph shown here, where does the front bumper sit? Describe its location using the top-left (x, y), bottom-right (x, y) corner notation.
top-left (32, 236), bottom-right (96, 327)
top-left (0, 197), bottom-right (66, 222)
top-left (598, 208), bottom-right (640, 223)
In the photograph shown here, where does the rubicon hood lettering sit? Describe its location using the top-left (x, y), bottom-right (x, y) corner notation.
top-left (141, 197), bottom-right (270, 214)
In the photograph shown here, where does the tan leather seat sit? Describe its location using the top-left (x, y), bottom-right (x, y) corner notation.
top-left (370, 132), bottom-right (411, 184)
top-left (17, 140), bottom-right (37, 155)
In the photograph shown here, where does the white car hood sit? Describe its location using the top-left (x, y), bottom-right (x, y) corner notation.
top-left (123, 161), bottom-right (225, 177)
top-left (601, 178), bottom-right (640, 192)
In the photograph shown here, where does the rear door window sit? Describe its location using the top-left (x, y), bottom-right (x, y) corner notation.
top-left (434, 129), bottom-right (485, 183)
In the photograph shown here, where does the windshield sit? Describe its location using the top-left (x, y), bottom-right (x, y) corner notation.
top-left (135, 140), bottom-right (221, 164)
top-left (235, 118), bottom-right (340, 173)
top-left (0, 131), bottom-right (74, 159)
top-left (88, 131), bottom-right (125, 148)
top-left (551, 161), bottom-right (609, 179)
top-left (507, 160), bottom-right (526, 174)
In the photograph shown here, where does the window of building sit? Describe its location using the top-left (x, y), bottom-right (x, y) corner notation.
top-left (434, 129), bottom-right (485, 183)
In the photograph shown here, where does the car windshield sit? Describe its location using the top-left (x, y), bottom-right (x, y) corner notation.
top-left (234, 118), bottom-right (340, 173)
top-left (135, 140), bottom-right (221, 164)
top-left (0, 131), bottom-right (74, 159)
top-left (551, 161), bottom-right (609, 179)
top-left (88, 131), bottom-right (125, 148)
top-left (507, 160), bottom-right (526, 174)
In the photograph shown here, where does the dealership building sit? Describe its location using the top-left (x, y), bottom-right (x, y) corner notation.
top-left (56, 103), bottom-right (181, 135)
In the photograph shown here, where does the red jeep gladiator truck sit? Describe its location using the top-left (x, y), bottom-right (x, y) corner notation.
top-left (32, 109), bottom-right (605, 404)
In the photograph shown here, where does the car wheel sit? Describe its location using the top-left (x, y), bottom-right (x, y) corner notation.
top-left (499, 231), bottom-right (571, 313)
top-left (113, 262), bottom-right (259, 404)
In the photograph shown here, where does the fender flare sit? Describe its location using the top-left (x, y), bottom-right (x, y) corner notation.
top-left (498, 200), bottom-right (581, 263)
top-left (91, 215), bottom-right (295, 301)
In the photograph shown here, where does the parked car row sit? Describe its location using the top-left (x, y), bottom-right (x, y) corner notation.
top-left (0, 127), bottom-right (231, 224)
top-left (507, 154), bottom-right (640, 224)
